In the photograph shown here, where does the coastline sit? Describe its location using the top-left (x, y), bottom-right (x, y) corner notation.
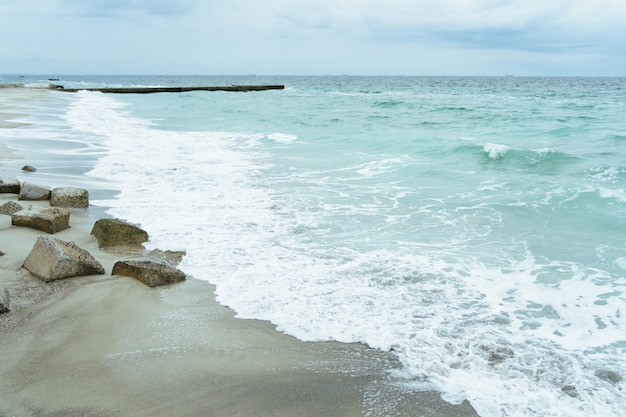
top-left (0, 90), bottom-right (478, 417)
top-left (0, 193), bottom-right (477, 417)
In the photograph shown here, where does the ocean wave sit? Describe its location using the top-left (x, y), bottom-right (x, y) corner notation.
top-left (483, 143), bottom-right (509, 159)
top-left (475, 143), bottom-right (580, 171)
top-left (373, 100), bottom-right (405, 108)
top-left (66, 76), bottom-right (626, 417)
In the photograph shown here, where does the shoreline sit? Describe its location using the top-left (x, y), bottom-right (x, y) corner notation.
top-left (0, 90), bottom-right (478, 416)
top-left (0, 192), bottom-right (478, 417)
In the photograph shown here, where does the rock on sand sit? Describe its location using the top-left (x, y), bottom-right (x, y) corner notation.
top-left (23, 235), bottom-right (105, 282)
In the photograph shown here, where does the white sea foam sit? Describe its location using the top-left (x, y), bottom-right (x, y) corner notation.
top-left (598, 186), bottom-right (626, 203)
top-left (355, 156), bottom-right (411, 177)
top-left (615, 257), bottom-right (626, 270)
top-left (587, 166), bottom-right (621, 182)
top-left (71, 89), bottom-right (626, 417)
top-left (265, 132), bottom-right (298, 143)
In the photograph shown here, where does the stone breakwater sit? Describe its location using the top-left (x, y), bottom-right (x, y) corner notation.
top-left (0, 83), bottom-right (285, 94)
top-left (0, 171), bottom-right (187, 315)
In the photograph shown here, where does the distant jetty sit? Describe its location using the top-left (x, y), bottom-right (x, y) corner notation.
top-left (0, 83), bottom-right (284, 94)
top-left (50, 84), bottom-right (285, 94)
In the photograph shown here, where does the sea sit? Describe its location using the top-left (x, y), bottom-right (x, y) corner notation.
top-left (1, 75), bottom-right (625, 417)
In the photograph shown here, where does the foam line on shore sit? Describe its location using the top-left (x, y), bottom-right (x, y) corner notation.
top-left (0, 189), bottom-right (477, 417)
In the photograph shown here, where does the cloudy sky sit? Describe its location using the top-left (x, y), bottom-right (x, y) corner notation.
top-left (2, 0), bottom-right (625, 75)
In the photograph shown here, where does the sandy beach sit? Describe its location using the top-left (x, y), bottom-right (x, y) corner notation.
top-left (0, 89), bottom-right (478, 417)
top-left (0, 195), bottom-right (478, 417)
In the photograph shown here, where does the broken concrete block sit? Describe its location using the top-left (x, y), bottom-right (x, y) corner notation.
top-left (23, 235), bottom-right (105, 282)
top-left (112, 259), bottom-right (186, 287)
top-left (12, 207), bottom-right (70, 234)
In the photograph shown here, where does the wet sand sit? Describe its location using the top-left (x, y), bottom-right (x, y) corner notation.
top-left (0, 85), bottom-right (47, 129)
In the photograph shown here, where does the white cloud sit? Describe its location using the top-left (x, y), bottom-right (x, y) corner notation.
top-left (1, 0), bottom-right (625, 75)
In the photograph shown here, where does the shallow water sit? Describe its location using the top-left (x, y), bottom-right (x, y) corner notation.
top-left (1, 75), bottom-right (625, 416)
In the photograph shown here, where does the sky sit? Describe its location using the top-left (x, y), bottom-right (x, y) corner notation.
top-left (1, 0), bottom-right (625, 76)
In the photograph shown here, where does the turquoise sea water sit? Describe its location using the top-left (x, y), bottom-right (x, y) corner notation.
top-left (1, 75), bottom-right (625, 416)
